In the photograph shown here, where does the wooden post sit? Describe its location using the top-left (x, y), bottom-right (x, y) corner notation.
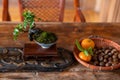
top-left (74, 0), bottom-right (80, 9)
top-left (2, 0), bottom-right (11, 21)
top-left (74, 0), bottom-right (86, 22)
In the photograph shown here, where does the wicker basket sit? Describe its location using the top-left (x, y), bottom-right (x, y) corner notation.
top-left (73, 37), bottom-right (120, 71)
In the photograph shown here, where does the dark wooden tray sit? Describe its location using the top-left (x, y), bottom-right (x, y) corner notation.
top-left (0, 46), bottom-right (74, 72)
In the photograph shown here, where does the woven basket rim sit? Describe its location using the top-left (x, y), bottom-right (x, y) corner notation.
top-left (73, 37), bottom-right (120, 71)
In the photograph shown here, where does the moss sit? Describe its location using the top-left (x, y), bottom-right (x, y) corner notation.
top-left (34, 31), bottom-right (57, 44)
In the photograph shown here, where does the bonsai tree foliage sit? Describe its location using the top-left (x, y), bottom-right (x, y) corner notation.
top-left (13, 10), bottom-right (57, 44)
top-left (13, 11), bottom-right (35, 40)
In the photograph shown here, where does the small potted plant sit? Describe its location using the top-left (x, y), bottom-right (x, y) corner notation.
top-left (13, 11), bottom-right (57, 49)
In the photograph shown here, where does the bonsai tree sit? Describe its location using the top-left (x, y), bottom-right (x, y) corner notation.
top-left (13, 10), bottom-right (57, 48)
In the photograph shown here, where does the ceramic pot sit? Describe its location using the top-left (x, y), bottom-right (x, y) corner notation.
top-left (28, 28), bottom-right (57, 49)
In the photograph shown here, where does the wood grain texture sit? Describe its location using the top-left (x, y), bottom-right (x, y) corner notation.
top-left (24, 43), bottom-right (57, 56)
top-left (0, 22), bottom-right (120, 80)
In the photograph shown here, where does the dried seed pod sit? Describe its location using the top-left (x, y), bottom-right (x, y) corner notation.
top-left (103, 59), bottom-right (107, 63)
top-left (114, 52), bottom-right (119, 56)
top-left (100, 52), bottom-right (105, 56)
top-left (98, 50), bottom-right (103, 53)
top-left (112, 62), bottom-right (119, 66)
top-left (108, 52), bottom-right (113, 56)
top-left (108, 57), bottom-right (113, 62)
top-left (108, 60), bottom-right (112, 64)
top-left (102, 47), bottom-right (106, 52)
top-left (99, 62), bottom-right (105, 66)
top-left (112, 55), bottom-right (118, 59)
top-left (113, 58), bottom-right (119, 62)
top-left (118, 54), bottom-right (120, 59)
top-left (92, 55), bottom-right (98, 61)
top-left (105, 50), bottom-right (110, 54)
top-left (94, 51), bottom-right (99, 54)
top-left (104, 55), bottom-right (109, 59)
top-left (108, 46), bottom-right (113, 50)
top-left (98, 56), bottom-right (103, 61)
top-left (105, 63), bottom-right (112, 67)
top-left (111, 48), bottom-right (117, 54)
top-left (93, 61), bottom-right (99, 66)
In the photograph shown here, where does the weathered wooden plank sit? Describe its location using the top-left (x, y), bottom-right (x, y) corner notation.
top-left (0, 22), bottom-right (120, 80)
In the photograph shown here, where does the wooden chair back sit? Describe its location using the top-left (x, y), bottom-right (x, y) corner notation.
top-left (18, 0), bottom-right (65, 22)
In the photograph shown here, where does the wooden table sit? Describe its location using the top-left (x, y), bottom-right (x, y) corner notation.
top-left (0, 22), bottom-right (120, 80)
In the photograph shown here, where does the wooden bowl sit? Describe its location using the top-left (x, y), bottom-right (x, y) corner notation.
top-left (73, 37), bottom-right (120, 71)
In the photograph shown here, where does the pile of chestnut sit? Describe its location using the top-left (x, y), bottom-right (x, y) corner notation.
top-left (91, 47), bottom-right (120, 67)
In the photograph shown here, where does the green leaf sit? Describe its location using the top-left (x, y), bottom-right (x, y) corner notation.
top-left (75, 39), bottom-right (84, 52)
top-left (30, 20), bottom-right (34, 28)
top-left (14, 28), bottom-right (19, 32)
top-left (13, 28), bottom-right (20, 40)
top-left (16, 24), bottom-right (23, 31)
top-left (88, 47), bottom-right (93, 55)
top-left (23, 20), bottom-right (27, 29)
top-left (84, 50), bottom-right (89, 56)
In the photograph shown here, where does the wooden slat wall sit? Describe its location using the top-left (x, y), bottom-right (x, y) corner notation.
top-left (113, 0), bottom-right (120, 22)
top-left (100, 0), bottom-right (120, 22)
top-left (116, 6), bottom-right (120, 22)
top-left (100, 0), bottom-right (111, 22)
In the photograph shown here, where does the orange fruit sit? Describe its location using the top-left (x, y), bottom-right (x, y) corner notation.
top-left (81, 38), bottom-right (95, 49)
top-left (79, 52), bottom-right (91, 62)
